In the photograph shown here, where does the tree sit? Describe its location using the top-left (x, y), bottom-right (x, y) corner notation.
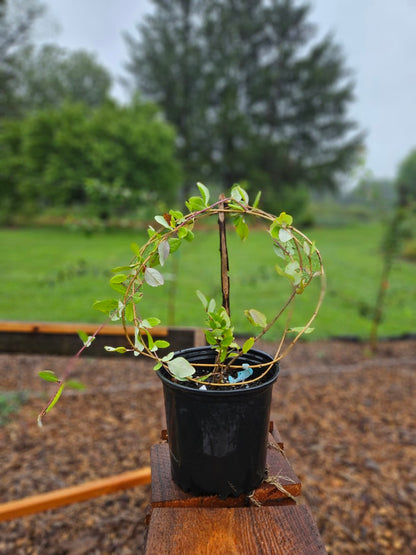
top-left (11, 44), bottom-right (113, 111)
top-left (124, 0), bottom-right (363, 213)
top-left (0, 98), bottom-right (182, 221)
top-left (395, 148), bottom-right (416, 206)
top-left (0, 0), bottom-right (46, 116)
top-left (124, 0), bottom-right (207, 197)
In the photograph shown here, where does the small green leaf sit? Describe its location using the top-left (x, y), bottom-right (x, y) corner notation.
top-left (38, 370), bottom-right (60, 383)
top-left (253, 191), bottom-right (262, 208)
top-left (168, 357), bottom-right (196, 380)
top-left (144, 267), bottom-right (164, 287)
top-left (196, 290), bottom-right (208, 309)
top-left (77, 331), bottom-right (95, 347)
top-left (277, 212), bottom-right (293, 226)
top-left (124, 302), bottom-right (135, 322)
top-left (65, 380), bottom-right (86, 390)
top-left (110, 273), bottom-right (127, 284)
top-left (78, 330), bottom-right (88, 344)
top-left (288, 327), bottom-right (315, 335)
top-left (234, 215), bottom-right (249, 241)
top-left (104, 346), bottom-right (128, 353)
top-left (93, 299), bottom-right (118, 314)
top-left (278, 228), bottom-right (292, 243)
top-left (46, 384), bottom-right (65, 413)
top-left (169, 238), bottom-right (182, 253)
top-left (154, 215), bottom-right (171, 229)
top-left (186, 196), bottom-right (206, 212)
top-left (207, 298), bottom-right (216, 313)
top-left (154, 340), bottom-right (170, 349)
top-left (153, 362), bottom-right (162, 371)
top-left (242, 337), bottom-right (255, 354)
top-left (196, 182), bottom-right (210, 206)
top-left (158, 240), bottom-right (170, 266)
top-left (273, 244), bottom-right (286, 259)
top-left (141, 317), bottom-right (161, 328)
top-left (130, 242), bottom-right (142, 256)
top-left (111, 265), bottom-right (133, 273)
top-left (244, 309), bottom-right (268, 328)
top-left (231, 184), bottom-right (249, 204)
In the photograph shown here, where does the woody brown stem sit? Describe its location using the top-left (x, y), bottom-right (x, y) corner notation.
top-left (218, 194), bottom-right (230, 317)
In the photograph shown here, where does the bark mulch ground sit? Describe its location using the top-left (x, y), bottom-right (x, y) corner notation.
top-left (0, 338), bottom-right (415, 554)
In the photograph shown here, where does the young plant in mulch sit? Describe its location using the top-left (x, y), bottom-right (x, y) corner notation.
top-left (38, 184), bottom-right (325, 421)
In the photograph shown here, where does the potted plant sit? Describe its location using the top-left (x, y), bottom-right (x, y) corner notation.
top-left (39, 183), bottom-right (325, 498)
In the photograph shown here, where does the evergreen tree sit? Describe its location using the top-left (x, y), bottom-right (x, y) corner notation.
top-left (0, 0), bottom-right (46, 116)
top-left (12, 44), bottom-right (113, 111)
top-left (124, 0), bottom-right (363, 213)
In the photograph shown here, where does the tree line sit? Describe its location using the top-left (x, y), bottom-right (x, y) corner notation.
top-left (0, 0), bottom-right (365, 224)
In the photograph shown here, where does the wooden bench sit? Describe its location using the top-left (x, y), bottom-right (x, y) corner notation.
top-left (145, 422), bottom-right (327, 554)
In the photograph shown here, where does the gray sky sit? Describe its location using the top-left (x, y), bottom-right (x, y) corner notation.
top-left (39, 0), bottom-right (416, 182)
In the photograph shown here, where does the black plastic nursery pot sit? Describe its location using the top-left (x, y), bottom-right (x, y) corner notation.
top-left (157, 346), bottom-right (279, 498)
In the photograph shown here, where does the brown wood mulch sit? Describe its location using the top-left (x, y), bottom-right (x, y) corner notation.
top-left (0, 338), bottom-right (415, 554)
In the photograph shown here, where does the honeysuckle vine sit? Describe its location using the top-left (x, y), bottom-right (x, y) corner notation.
top-left (38, 183), bottom-right (325, 422)
top-left (96, 183), bottom-right (324, 381)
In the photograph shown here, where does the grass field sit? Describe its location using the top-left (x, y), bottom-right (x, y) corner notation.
top-left (0, 222), bottom-right (415, 340)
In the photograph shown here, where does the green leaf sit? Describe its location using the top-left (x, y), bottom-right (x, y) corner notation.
top-left (288, 327), bottom-right (315, 335)
top-left (231, 184), bottom-right (249, 204)
top-left (196, 290), bottom-right (208, 309)
top-left (186, 196), bottom-right (206, 212)
top-left (285, 261), bottom-right (301, 283)
top-left (168, 237), bottom-right (182, 253)
top-left (154, 215), bottom-right (171, 229)
top-left (110, 273), bottom-right (127, 284)
top-left (38, 370), bottom-right (60, 383)
top-left (253, 191), bottom-right (262, 208)
top-left (154, 340), bottom-right (170, 349)
top-left (277, 212), bottom-right (293, 226)
top-left (167, 357), bottom-right (196, 380)
top-left (153, 362), bottom-right (162, 371)
top-left (158, 240), bottom-right (170, 266)
top-left (93, 299), bottom-right (118, 314)
top-left (141, 317), bottom-right (161, 328)
top-left (77, 331), bottom-right (95, 347)
top-left (130, 242), bottom-right (142, 256)
top-left (242, 337), bottom-right (255, 354)
top-left (207, 298), bottom-right (216, 313)
top-left (124, 302), bottom-right (135, 322)
top-left (110, 282), bottom-right (126, 294)
top-left (196, 182), bottom-right (210, 206)
top-left (244, 308), bottom-right (268, 328)
top-left (234, 215), bottom-right (249, 241)
top-left (65, 380), bottom-right (86, 390)
top-left (273, 244), bottom-right (286, 259)
top-left (278, 228), bottom-right (292, 243)
top-left (146, 330), bottom-right (155, 351)
top-left (104, 346), bottom-right (128, 353)
top-left (111, 265), bottom-right (133, 273)
top-left (144, 267), bottom-right (164, 287)
top-left (46, 384), bottom-right (65, 413)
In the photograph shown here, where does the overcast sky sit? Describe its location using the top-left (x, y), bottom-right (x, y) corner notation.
top-left (38, 0), bottom-right (416, 182)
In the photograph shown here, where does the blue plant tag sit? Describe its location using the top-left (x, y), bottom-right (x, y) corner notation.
top-left (228, 363), bottom-right (253, 383)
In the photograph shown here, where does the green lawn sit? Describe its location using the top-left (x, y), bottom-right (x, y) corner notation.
top-left (0, 223), bottom-right (415, 340)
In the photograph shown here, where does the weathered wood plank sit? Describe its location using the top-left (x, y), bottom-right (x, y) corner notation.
top-left (0, 321), bottom-right (199, 356)
top-left (0, 467), bottom-right (151, 522)
top-left (145, 506), bottom-right (327, 554)
top-left (150, 437), bottom-right (301, 508)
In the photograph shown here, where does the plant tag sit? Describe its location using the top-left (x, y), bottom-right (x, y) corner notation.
top-left (228, 363), bottom-right (253, 383)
